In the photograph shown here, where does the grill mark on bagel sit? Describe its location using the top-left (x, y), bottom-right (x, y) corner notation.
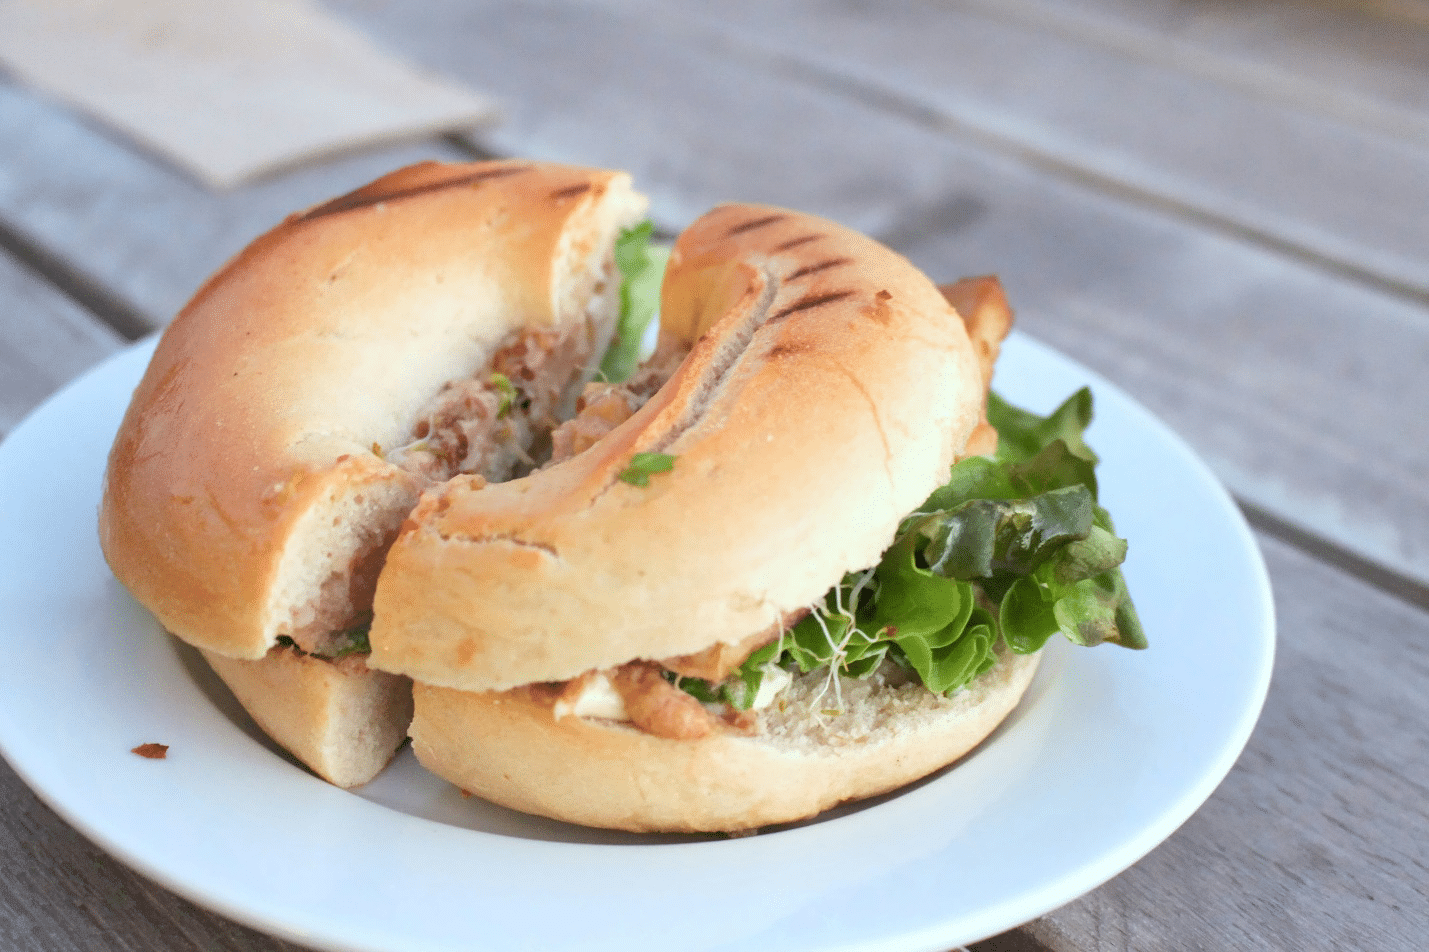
top-left (765, 290), bottom-right (856, 326)
top-left (725, 213), bottom-right (787, 236)
top-left (767, 341), bottom-right (810, 359)
top-left (772, 233), bottom-right (821, 252)
top-left (786, 257), bottom-right (852, 281)
top-left (602, 280), bottom-right (858, 488)
top-left (299, 165), bottom-right (534, 221)
top-left (550, 182), bottom-right (593, 201)
top-left (629, 267), bottom-right (783, 463)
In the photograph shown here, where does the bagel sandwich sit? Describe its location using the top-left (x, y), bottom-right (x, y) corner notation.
top-left (368, 204), bottom-right (1148, 831)
top-left (99, 160), bottom-right (653, 786)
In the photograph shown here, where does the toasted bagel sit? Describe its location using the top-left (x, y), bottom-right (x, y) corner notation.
top-left (370, 204), bottom-right (985, 691)
top-left (100, 160), bottom-right (649, 784)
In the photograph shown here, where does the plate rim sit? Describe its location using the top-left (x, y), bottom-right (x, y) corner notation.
top-left (0, 330), bottom-right (1276, 952)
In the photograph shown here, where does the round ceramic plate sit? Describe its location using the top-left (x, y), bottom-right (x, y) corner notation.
top-left (0, 331), bottom-right (1274, 952)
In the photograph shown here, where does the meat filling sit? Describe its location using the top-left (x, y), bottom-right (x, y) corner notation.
top-left (547, 334), bottom-right (690, 466)
top-left (291, 271), bottom-right (623, 653)
top-left (388, 321), bottom-right (605, 486)
top-left (530, 285), bottom-right (1014, 740)
top-left (660, 609), bottom-right (807, 682)
top-left (546, 611), bottom-right (809, 740)
top-left (610, 662), bottom-right (722, 739)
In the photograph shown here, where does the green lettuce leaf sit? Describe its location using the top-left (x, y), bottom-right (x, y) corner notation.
top-left (672, 386), bottom-right (1146, 709)
top-left (277, 622), bottom-right (372, 660)
top-left (914, 485), bottom-right (1095, 582)
top-left (725, 639), bottom-right (783, 708)
top-left (903, 606), bottom-right (999, 694)
top-left (668, 638), bottom-right (784, 711)
top-left (329, 624), bottom-right (372, 659)
top-left (488, 372), bottom-right (517, 418)
top-left (988, 388), bottom-right (1098, 470)
top-left (599, 222), bottom-right (670, 383)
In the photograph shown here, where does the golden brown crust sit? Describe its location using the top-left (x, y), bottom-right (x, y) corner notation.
top-left (409, 648), bottom-right (1042, 832)
top-left (370, 204), bottom-right (985, 691)
top-left (940, 275), bottom-right (1014, 394)
top-left (99, 159), bottom-right (648, 788)
top-left (942, 276), bottom-right (1015, 460)
top-left (99, 159), bottom-right (646, 659)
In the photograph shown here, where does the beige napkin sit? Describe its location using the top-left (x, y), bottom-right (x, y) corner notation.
top-left (0, 0), bottom-right (500, 188)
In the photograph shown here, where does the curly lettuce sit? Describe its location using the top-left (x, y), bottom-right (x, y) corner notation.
top-left (676, 388), bottom-right (1147, 710)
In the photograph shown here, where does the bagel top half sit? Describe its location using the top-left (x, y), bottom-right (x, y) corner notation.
top-left (99, 160), bottom-right (648, 660)
top-left (369, 204), bottom-right (986, 692)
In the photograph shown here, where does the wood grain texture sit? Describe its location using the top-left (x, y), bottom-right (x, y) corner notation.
top-left (320, 0), bottom-right (1429, 582)
top-left (2, 4), bottom-right (1420, 564)
top-left (0, 251), bottom-right (121, 438)
top-left (324, 0), bottom-right (974, 237)
top-left (896, 164), bottom-right (1429, 592)
top-left (0, 2), bottom-right (1424, 948)
top-left (600, 0), bottom-right (1429, 297)
top-left (0, 80), bottom-right (478, 330)
top-left (1025, 531), bottom-right (1429, 951)
top-left (964, 0), bottom-right (1429, 142)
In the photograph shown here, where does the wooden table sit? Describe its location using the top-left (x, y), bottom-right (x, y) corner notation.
top-left (2, 1), bottom-right (1426, 949)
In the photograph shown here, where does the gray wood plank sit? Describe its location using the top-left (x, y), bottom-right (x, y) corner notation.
top-left (894, 162), bottom-right (1429, 593)
top-left (0, 251), bottom-right (122, 438)
top-left (594, 0), bottom-right (1429, 298)
top-left (0, 1), bottom-right (1425, 575)
top-left (1025, 530), bottom-right (1429, 951)
top-left (0, 4), bottom-right (1418, 951)
top-left (965, 0), bottom-right (1429, 142)
top-left (0, 7), bottom-right (1421, 574)
top-left (0, 79), bottom-right (477, 330)
top-left (318, 0), bottom-right (1429, 583)
top-left (319, 0), bottom-right (1003, 237)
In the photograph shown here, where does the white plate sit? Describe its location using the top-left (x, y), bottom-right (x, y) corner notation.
top-left (0, 331), bottom-right (1274, 952)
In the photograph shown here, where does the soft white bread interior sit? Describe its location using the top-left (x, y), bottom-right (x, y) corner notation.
top-left (202, 648), bottom-right (414, 789)
top-left (100, 159), bottom-right (649, 784)
top-left (370, 203), bottom-right (986, 691)
top-left (410, 647), bottom-right (1041, 832)
top-left (101, 159), bottom-right (647, 659)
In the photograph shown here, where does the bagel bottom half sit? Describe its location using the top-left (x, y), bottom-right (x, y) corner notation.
top-left (409, 647), bottom-right (1041, 833)
top-left (202, 648), bottom-right (413, 788)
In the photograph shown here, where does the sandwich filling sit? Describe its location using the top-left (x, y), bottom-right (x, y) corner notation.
top-left (385, 323), bottom-right (605, 486)
top-left (659, 386), bottom-right (1147, 721)
top-left (541, 384), bottom-right (1147, 741)
top-left (287, 225), bottom-right (1148, 741)
top-left (277, 223), bottom-right (666, 660)
top-left (529, 266), bottom-right (1148, 741)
